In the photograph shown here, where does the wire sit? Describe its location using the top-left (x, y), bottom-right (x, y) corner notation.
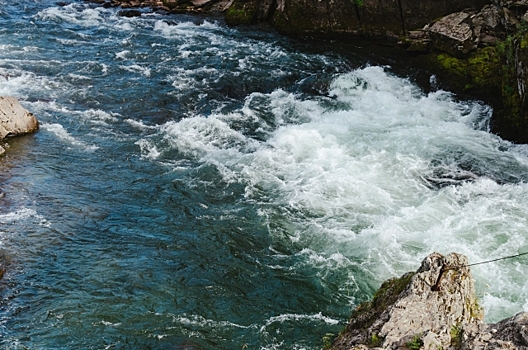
top-left (447, 251), bottom-right (528, 270)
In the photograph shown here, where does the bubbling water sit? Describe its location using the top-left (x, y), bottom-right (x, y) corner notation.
top-left (140, 66), bottom-right (528, 322)
top-left (1, 1), bottom-right (527, 348)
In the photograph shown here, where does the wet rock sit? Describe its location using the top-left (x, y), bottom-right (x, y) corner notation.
top-left (424, 166), bottom-right (478, 189)
top-left (0, 96), bottom-right (39, 141)
top-left (118, 9), bottom-right (142, 16)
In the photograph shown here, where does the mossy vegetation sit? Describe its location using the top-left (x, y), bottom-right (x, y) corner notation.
top-left (435, 45), bottom-right (501, 93)
top-left (349, 0), bottom-right (364, 7)
top-left (224, 0), bottom-right (258, 25)
top-left (322, 333), bottom-right (336, 349)
top-left (425, 22), bottom-right (528, 142)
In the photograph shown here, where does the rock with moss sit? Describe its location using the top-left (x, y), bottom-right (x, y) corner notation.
top-left (331, 252), bottom-right (483, 349)
top-left (330, 252), bottom-right (528, 350)
top-left (399, 2), bottom-right (528, 143)
top-left (224, 0), bottom-right (259, 25)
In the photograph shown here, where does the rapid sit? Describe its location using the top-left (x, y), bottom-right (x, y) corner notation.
top-left (0, 1), bottom-right (527, 349)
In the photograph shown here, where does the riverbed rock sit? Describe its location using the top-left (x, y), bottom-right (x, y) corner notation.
top-left (0, 96), bottom-right (39, 145)
top-left (330, 252), bottom-right (528, 350)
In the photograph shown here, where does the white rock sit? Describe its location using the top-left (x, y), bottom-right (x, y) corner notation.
top-left (0, 96), bottom-right (39, 140)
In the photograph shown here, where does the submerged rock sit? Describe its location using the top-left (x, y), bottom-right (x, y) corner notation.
top-left (330, 252), bottom-right (528, 349)
top-left (0, 96), bottom-right (39, 155)
top-left (117, 9), bottom-right (142, 16)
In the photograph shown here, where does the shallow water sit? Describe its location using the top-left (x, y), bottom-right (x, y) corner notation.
top-left (0, 1), bottom-right (527, 349)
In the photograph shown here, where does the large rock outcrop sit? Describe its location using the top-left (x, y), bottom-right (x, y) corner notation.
top-left (226, 0), bottom-right (489, 36)
top-left (330, 252), bottom-right (528, 350)
top-left (393, 1), bottom-right (528, 143)
top-left (0, 96), bottom-right (39, 155)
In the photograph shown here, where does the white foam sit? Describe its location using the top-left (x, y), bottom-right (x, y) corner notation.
top-left (150, 66), bottom-right (527, 322)
top-left (120, 64), bottom-right (151, 77)
top-left (42, 123), bottom-right (99, 150)
top-left (136, 139), bottom-right (160, 160)
top-left (172, 313), bottom-right (250, 329)
top-left (115, 50), bottom-right (130, 60)
top-left (153, 19), bottom-right (221, 39)
top-left (261, 312), bottom-right (340, 329)
top-left (36, 4), bottom-right (109, 28)
top-left (0, 208), bottom-right (38, 224)
top-left (0, 208), bottom-right (50, 228)
top-left (161, 115), bottom-right (260, 161)
top-left (125, 119), bottom-right (156, 130)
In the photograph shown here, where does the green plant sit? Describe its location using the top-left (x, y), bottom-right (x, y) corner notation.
top-left (406, 334), bottom-right (423, 350)
top-left (450, 324), bottom-right (462, 349)
top-left (349, 0), bottom-right (363, 7)
top-left (322, 333), bottom-right (335, 349)
top-left (368, 333), bottom-right (383, 347)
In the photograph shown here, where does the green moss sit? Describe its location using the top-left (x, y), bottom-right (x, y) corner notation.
top-left (437, 54), bottom-right (466, 76)
top-left (337, 272), bottom-right (414, 344)
top-left (328, 272), bottom-right (414, 349)
top-left (520, 33), bottom-right (528, 49)
top-left (349, 0), bottom-right (363, 6)
top-left (224, 0), bottom-right (258, 26)
top-left (466, 296), bottom-right (483, 321)
top-left (435, 46), bottom-right (502, 91)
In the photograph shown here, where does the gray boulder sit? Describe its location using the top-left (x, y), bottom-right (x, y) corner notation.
top-left (429, 12), bottom-right (476, 57)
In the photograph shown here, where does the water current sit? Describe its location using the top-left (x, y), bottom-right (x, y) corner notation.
top-left (0, 1), bottom-right (527, 349)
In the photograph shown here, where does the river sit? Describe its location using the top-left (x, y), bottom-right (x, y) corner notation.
top-left (0, 1), bottom-right (527, 349)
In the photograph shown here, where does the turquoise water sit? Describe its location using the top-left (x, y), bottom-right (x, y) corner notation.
top-left (0, 1), bottom-right (527, 349)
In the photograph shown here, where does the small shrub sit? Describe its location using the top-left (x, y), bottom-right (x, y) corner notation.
top-left (407, 334), bottom-right (423, 350)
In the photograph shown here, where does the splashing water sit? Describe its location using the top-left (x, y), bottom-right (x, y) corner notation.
top-left (0, 1), bottom-right (526, 349)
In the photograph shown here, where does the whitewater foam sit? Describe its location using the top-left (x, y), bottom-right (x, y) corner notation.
top-left (42, 123), bottom-right (99, 150)
top-left (150, 66), bottom-right (527, 321)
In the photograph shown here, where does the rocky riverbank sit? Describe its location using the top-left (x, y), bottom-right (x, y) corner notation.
top-left (88, 0), bottom-right (528, 144)
top-left (329, 252), bottom-right (528, 350)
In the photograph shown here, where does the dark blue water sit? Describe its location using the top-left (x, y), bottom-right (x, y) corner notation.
top-left (0, 1), bottom-right (527, 349)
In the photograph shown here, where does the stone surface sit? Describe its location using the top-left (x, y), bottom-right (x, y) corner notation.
top-left (331, 252), bottom-right (527, 350)
top-left (0, 96), bottom-right (39, 141)
top-left (429, 12), bottom-right (475, 57)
